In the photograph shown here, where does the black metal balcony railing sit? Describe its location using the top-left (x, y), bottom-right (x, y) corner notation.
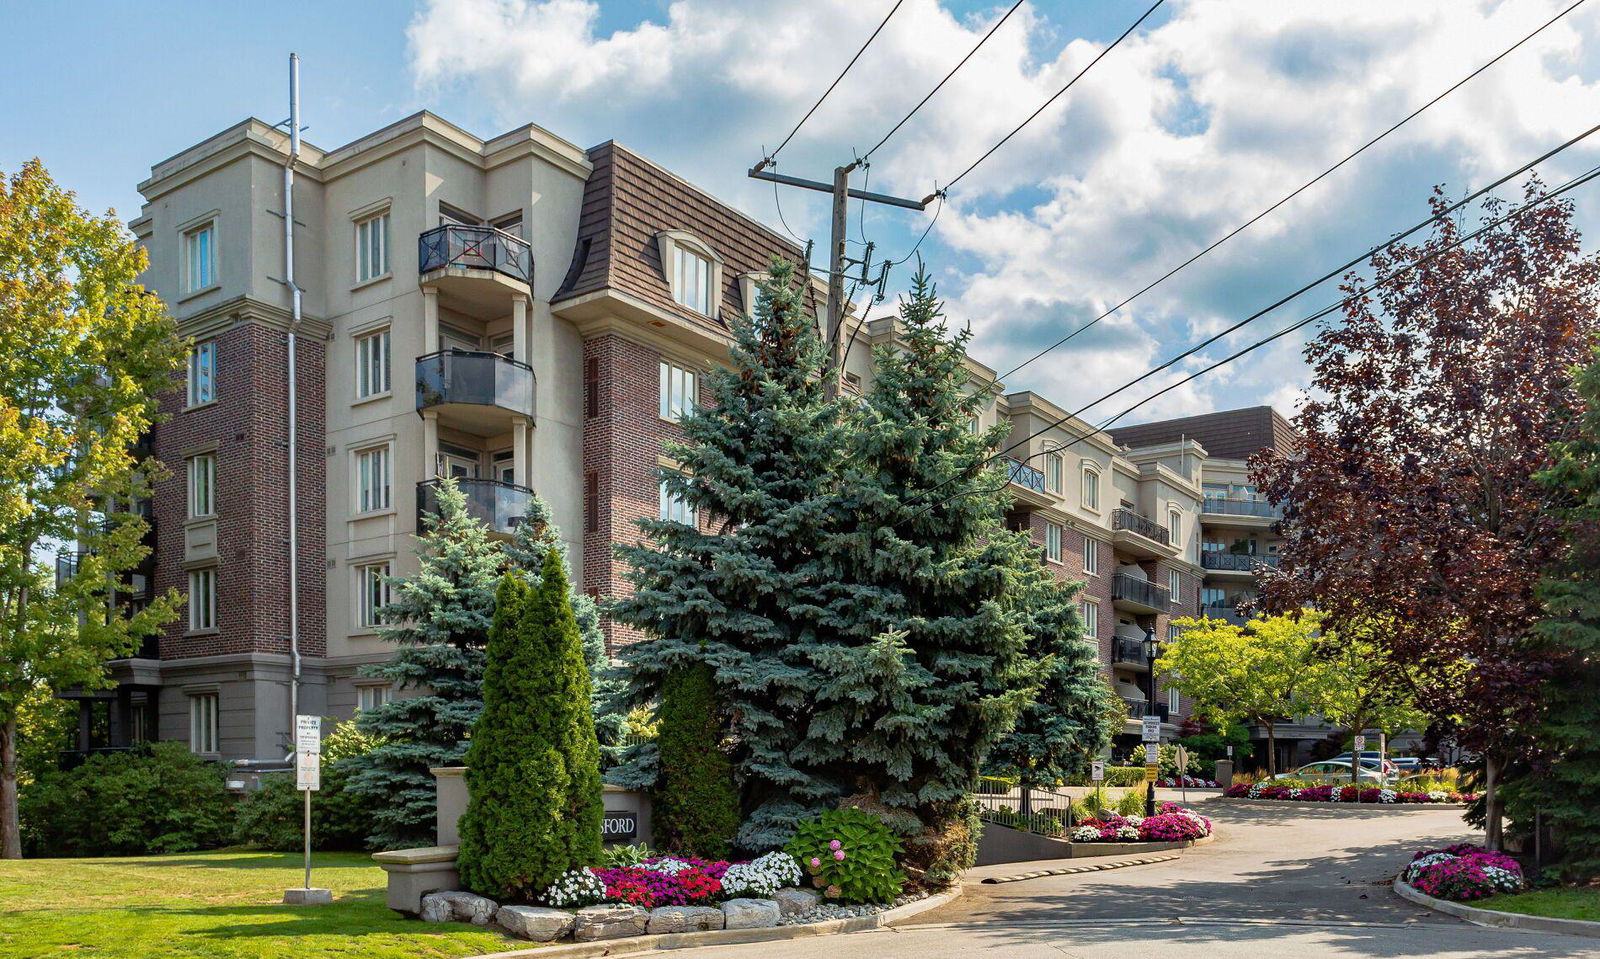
top-left (1200, 552), bottom-right (1281, 572)
top-left (55, 551), bottom-right (83, 589)
top-left (417, 478), bottom-right (532, 535)
top-left (419, 224), bottom-right (533, 287)
top-left (1006, 458), bottom-right (1046, 494)
top-left (1202, 496), bottom-right (1283, 519)
top-left (1124, 701), bottom-right (1169, 721)
top-left (1112, 572), bottom-right (1171, 612)
top-left (415, 350), bottom-right (536, 418)
top-left (1113, 507), bottom-right (1171, 546)
top-left (1112, 638), bottom-right (1149, 666)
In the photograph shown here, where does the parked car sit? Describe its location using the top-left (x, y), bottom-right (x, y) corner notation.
top-left (1274, 760), bottom-right (1386, 784)
top-left (1330, 751), bottom-right (1399, 776)
top-left (1389, 757), bottom-right (1423, 773)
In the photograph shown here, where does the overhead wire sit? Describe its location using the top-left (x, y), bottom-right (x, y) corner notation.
top-left (766, 0), bottom-right (906, 165)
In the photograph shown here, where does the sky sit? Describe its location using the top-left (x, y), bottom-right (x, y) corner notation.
top-left (5, 0), bottom-right (1600, 425)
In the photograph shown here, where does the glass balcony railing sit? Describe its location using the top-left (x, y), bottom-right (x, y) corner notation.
top-left (1006, 458), bottom-right (1046, 494)
top-left (1112, 573), bottom-right (1171, 612)
top-left (1124, 701), bottom-right (1169, 721)
top-left (1202, 496), bottom-right (1283, 519)
top-left (415, 349), bottom-right (535, 419)
top-left (1112, 638), bottom-right (1149, 667)
top-left (417, 478), bottom-right (532, 535)
top-left (1113, 507), bottom-right (1170, 546)
top-left (418, 224), bottom-right (533, 286)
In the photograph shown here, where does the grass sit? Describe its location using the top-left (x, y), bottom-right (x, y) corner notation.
top-left (1483, 886), bottom-right (1600, 922)
top-left (0, 849), bottom-right (519, 959)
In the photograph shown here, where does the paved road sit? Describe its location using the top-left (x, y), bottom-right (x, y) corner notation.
top-left (649, 802), bottom-right (1600, 958)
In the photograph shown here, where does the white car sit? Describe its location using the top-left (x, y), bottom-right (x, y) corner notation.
top-left (1274, 760), bottom-right (1386, 784)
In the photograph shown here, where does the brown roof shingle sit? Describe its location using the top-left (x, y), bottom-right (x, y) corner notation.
top-left (1108, 406), bottom-right (1299, 460)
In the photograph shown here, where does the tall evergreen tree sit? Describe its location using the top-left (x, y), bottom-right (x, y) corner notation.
top-left (457, 553), bottom-right (602, 900)
top-left (611, 259), bottom-right (847, 849)
top-left (1530, 351), bottom-right (1600, 880)
top-left (344, 477), bottom-right (502, 849)
top-left (792, 265), bottom-right (1040, 837)
top-left (652, 663), bottom-right (740, 859)
top-left (506, 494), bottom-right (625, 759)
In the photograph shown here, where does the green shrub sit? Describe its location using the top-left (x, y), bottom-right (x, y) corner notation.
top-left (786, 807), bottom-right (906, 904)
top-left (232, 722), bottom-right (380, 852)
top-left (20, 741), bottom-right (230, 856)
top-left (598, 843), bottom-right (653, 868)
top-left (457, 555), bottom-right (604, 902)
top-left (1116, 788), bottom-right (1148, 817)
top-left (652, 663), bottom-right (739, 859)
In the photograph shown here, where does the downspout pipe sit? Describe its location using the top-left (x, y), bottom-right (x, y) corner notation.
top-left (284, 53), bottom-right (303, 741)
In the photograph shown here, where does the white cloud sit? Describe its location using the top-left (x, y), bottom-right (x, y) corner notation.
top-left (409, 0), bottom-right (1600, 421)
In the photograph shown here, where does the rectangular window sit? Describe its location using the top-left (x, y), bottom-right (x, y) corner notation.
top-left (1080, 600), bottom-right (1099, 638)
top-left (356, 446), bottom-right (392, 513)
top-left (187, 568), bottom-right (216, 631)
top-left (355, 329), bottom-right (390, 398)
top-left (1169, 624), bottom-right (1183, 642)
top-left (1081, 465), bottom-right (1100, 511)
top-left (1201, 587), bottom-right (1226, 609)
top-left (184, 223), bottom-right (215, 293)
top-left (1045, 522), bottom-right (1062, 563)
top-left (1083, 536), bottom-right (1099, 575)
top-left (1168, 507), bottom-right (1182, 543)
top-left (356, 212), bottom-right (390, 282)
top-left (187, 341), bottom-right (216, 406)
top-left (1168, 685), bottom-right (1180, 713)
top-left (673, 246), bottom-right (713, 314)
top-left (188, 454), bottom-right (216, 518)
top-left (659, 478), bottom-right (696, 526)
top-left (659, 360), bottom-right (697, 422)
top-left (1169, 569), bottom-right (1181, 597)
top-left (1045, 452), bottom-right (1064, 493)
top-left (357, 684), bottom-right (393, 714)
top-left (189, 692), bottom-right (218, 754)
top-left (357, 562), bottom-right (390, 629)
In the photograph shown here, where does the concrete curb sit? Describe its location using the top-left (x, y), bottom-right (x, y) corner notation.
top-left (465, 884), bottom-right (964, 958)
top-left (981, 853), bottom-right (1179, 884)
top-left (1393, 875), bottom-right (1600, 939)
top-left (1209, 797), bottom-right (1468, 810)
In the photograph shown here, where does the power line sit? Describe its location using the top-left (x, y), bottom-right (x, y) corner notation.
top-left (765, 0), bottom-right (906, 165)
top-left (940, 0), bottom-right (1165, 193)
top-left (904, 121), bottom-right (1600, 514)
top-left (861, 0), bottom-right (1027, 161)
top-left (996, 0), bottom-right (1587, 381)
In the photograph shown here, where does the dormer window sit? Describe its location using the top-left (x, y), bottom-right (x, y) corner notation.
top-left (657, 231), bottom-right (723, 318)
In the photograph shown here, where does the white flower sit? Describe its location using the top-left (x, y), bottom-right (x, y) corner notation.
top-left (1482, 864), bottom-right (1524, 892)
top-left (722, 851), bottom-right (804, 897)
top-left (543, 868), bottom-right (606, 907)
top-left (1402, 852), bottom-right (1457, 882)
top-left (1072, 825), bottom-right (1101, 842)
top-left (1427, 790), bottom-right (1448, 802)
top-left (1247, 782), bottom-right (1267, 798)
top-left (1117, 825), bottom-right (1140, 840)
top-left (1379, 790), bottom-right (1397, 804)
top-left (1124, 815), bottom-right (1144, 827)
top-left (1287, 788), bottom-right (1302, 800)
top-left (643, 857), bottom-right (695, 876)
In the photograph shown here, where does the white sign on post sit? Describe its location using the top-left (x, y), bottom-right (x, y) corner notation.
top-left (1145, 743), bottom-right (1160, 764)
top-left (296, 749), bottom-right (321, 791)
top-left (297, 715), bottom-right (322, 754)
top-left (1091, 761), bottom-right (1105, 782)
top-left (1141, 716), bottom-right (1162, 743)
top-left (1354, 734), bottom-right (1367, 752)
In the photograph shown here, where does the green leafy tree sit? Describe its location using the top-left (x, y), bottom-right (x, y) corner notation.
top-left (1529, 349), bottom-right (1600, 880)
top-left (652, 663), bottom-right (739, 859)
top-left (343, 477), bottom-right (502, 850)
top-left (611, 259), bottom-right (847, 849)
top-left (505, 493), bottom-right (625, 761)
top-left (1157, 611), bottom-right (1328, 774)
top-left (0, 160), bottom-right (185, 858)
top-left (457, 552), bottom-right (602, 901)
top-left (1308, 620), bottom-right (1429, 784)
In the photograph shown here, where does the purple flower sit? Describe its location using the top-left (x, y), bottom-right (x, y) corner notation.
top-left (828, 840), bottom-right (842, 851)
top-left (810, 857), bottom-right (821, 868)
top-left (833, 850), bottom-right (846, 861)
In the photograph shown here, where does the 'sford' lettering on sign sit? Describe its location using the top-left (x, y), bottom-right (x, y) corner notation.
top-left (602, 811), bottom-right (637, 839)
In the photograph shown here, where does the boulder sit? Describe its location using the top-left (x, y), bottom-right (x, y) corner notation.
top-left (647, 904), bottom-right (726, 934)
top-left (772, 887), bottom-right (822, 918)
top-left (419, 891), bottom-right (499, 925)
top-left (497, 904), bottom-right (576, 941)
top-left (573, 903), bottom-right (650, 940)
top-left (721, 898), bottom-right (781, 929)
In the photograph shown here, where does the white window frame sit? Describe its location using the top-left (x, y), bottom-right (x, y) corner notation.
top-left (659, 477), bottom-right (696, 526)
top-left (1081, 464), bottom-right (1101, 511)
top-left (188, 567), bottom-right (217, 631)
top-left (356, 561), bottom-right (391, 630)
top-left (1044, 522), bottom-right (1062, 563)
top-left (188, 453), bottom-right (216, 518)
top-left (1080, 599), bottom-right (1099, 638)
top-left (1083, 536), bottom-right (1099, 575)
top-left (183, 222), bottom-right (216, 294)
top-left (355, 445), bottom-right (392, 514)
top-left (1044, 450), bottom-right (1064, 494)
top-left (355, 328), bottom-right (391, 399)
top-left (356, 684), bottom-right (393, 714)
top-left (659, 360), bottom-right (698, 422)
top-left (187, 341), bottom-right (216, 407)
top-left (672, 245), bottom-right (714, 315)
top-left (356, 211), bottom-right (391, 283)
top-left (189, 692), bottom-right (219, 754)
top-left (1168, 506), bottom-right (1182, 544)
top-left (1169, 568), bottom-right (1181, 597)
top-left (1168, 684), bottom-right (1180, 713)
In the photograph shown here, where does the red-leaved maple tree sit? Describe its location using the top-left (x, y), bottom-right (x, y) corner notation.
top-left (1254, 179), bottom-right (1600, 849)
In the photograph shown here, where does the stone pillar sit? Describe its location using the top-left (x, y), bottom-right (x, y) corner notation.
top-left (422, 287), bottom-right (439, 354)
top-left (511, 293), bottom-right (528, 365)
top-left (512, 416), bottom-right (530, 486)
top-left (422, 410), bottom-right (439, 480)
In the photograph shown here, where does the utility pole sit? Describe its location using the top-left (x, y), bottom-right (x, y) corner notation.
top-left (749, 159), bottom-right (934, 398)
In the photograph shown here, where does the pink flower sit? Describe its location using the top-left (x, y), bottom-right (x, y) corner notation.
top-left (810, 857), bottom-right (821, 868)
top-left (828, 840), bottom-right (842, 851)
top-left (832, 850), bottom-right (846, 861)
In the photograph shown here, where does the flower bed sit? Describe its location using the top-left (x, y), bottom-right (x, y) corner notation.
top-left (1068, 802), bottom-right (1212, 843)
top-left (545, 851), bottom-right (801, 909)
top-left (1223, 781), bottom-right (1476, 804)
top-left (1401, 844), bottom-right (1526, 903)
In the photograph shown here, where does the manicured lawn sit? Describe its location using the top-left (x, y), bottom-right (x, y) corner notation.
top-left (1485, 886), bottom-right (1600, 922)
top-left (0, 850), bottom-right (518, 959)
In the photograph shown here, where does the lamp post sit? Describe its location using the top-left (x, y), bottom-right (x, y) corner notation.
top-left (1144, 627), bottom-right (1162, 818)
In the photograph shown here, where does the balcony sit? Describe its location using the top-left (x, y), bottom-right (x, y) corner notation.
top-left (1202, 496), bottom-right (1282, 525)
top-left (1006, 458), bottom-right (1045, 494)
top-left (1202, 607), bottom-right (1251, 627)
top-left (55, 551), bottom-right (83, 589)
top-left (1123, 700), bottom-right (1169, 722)
top-left (1111, 507), bottom-right (1175, 559)
top-left (417, 478), bottom-right (531, 536)
top-left (418, 224), bottom-right (533, 313)
top-left (415, 349), bottom-right (535, 434)
top-left (1112, 638), bottom-right (1150, 670)
top-left (1201, 552), bottom-right (1280, 576)
top-left (1112, 572), bottom-right (1170, 614)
